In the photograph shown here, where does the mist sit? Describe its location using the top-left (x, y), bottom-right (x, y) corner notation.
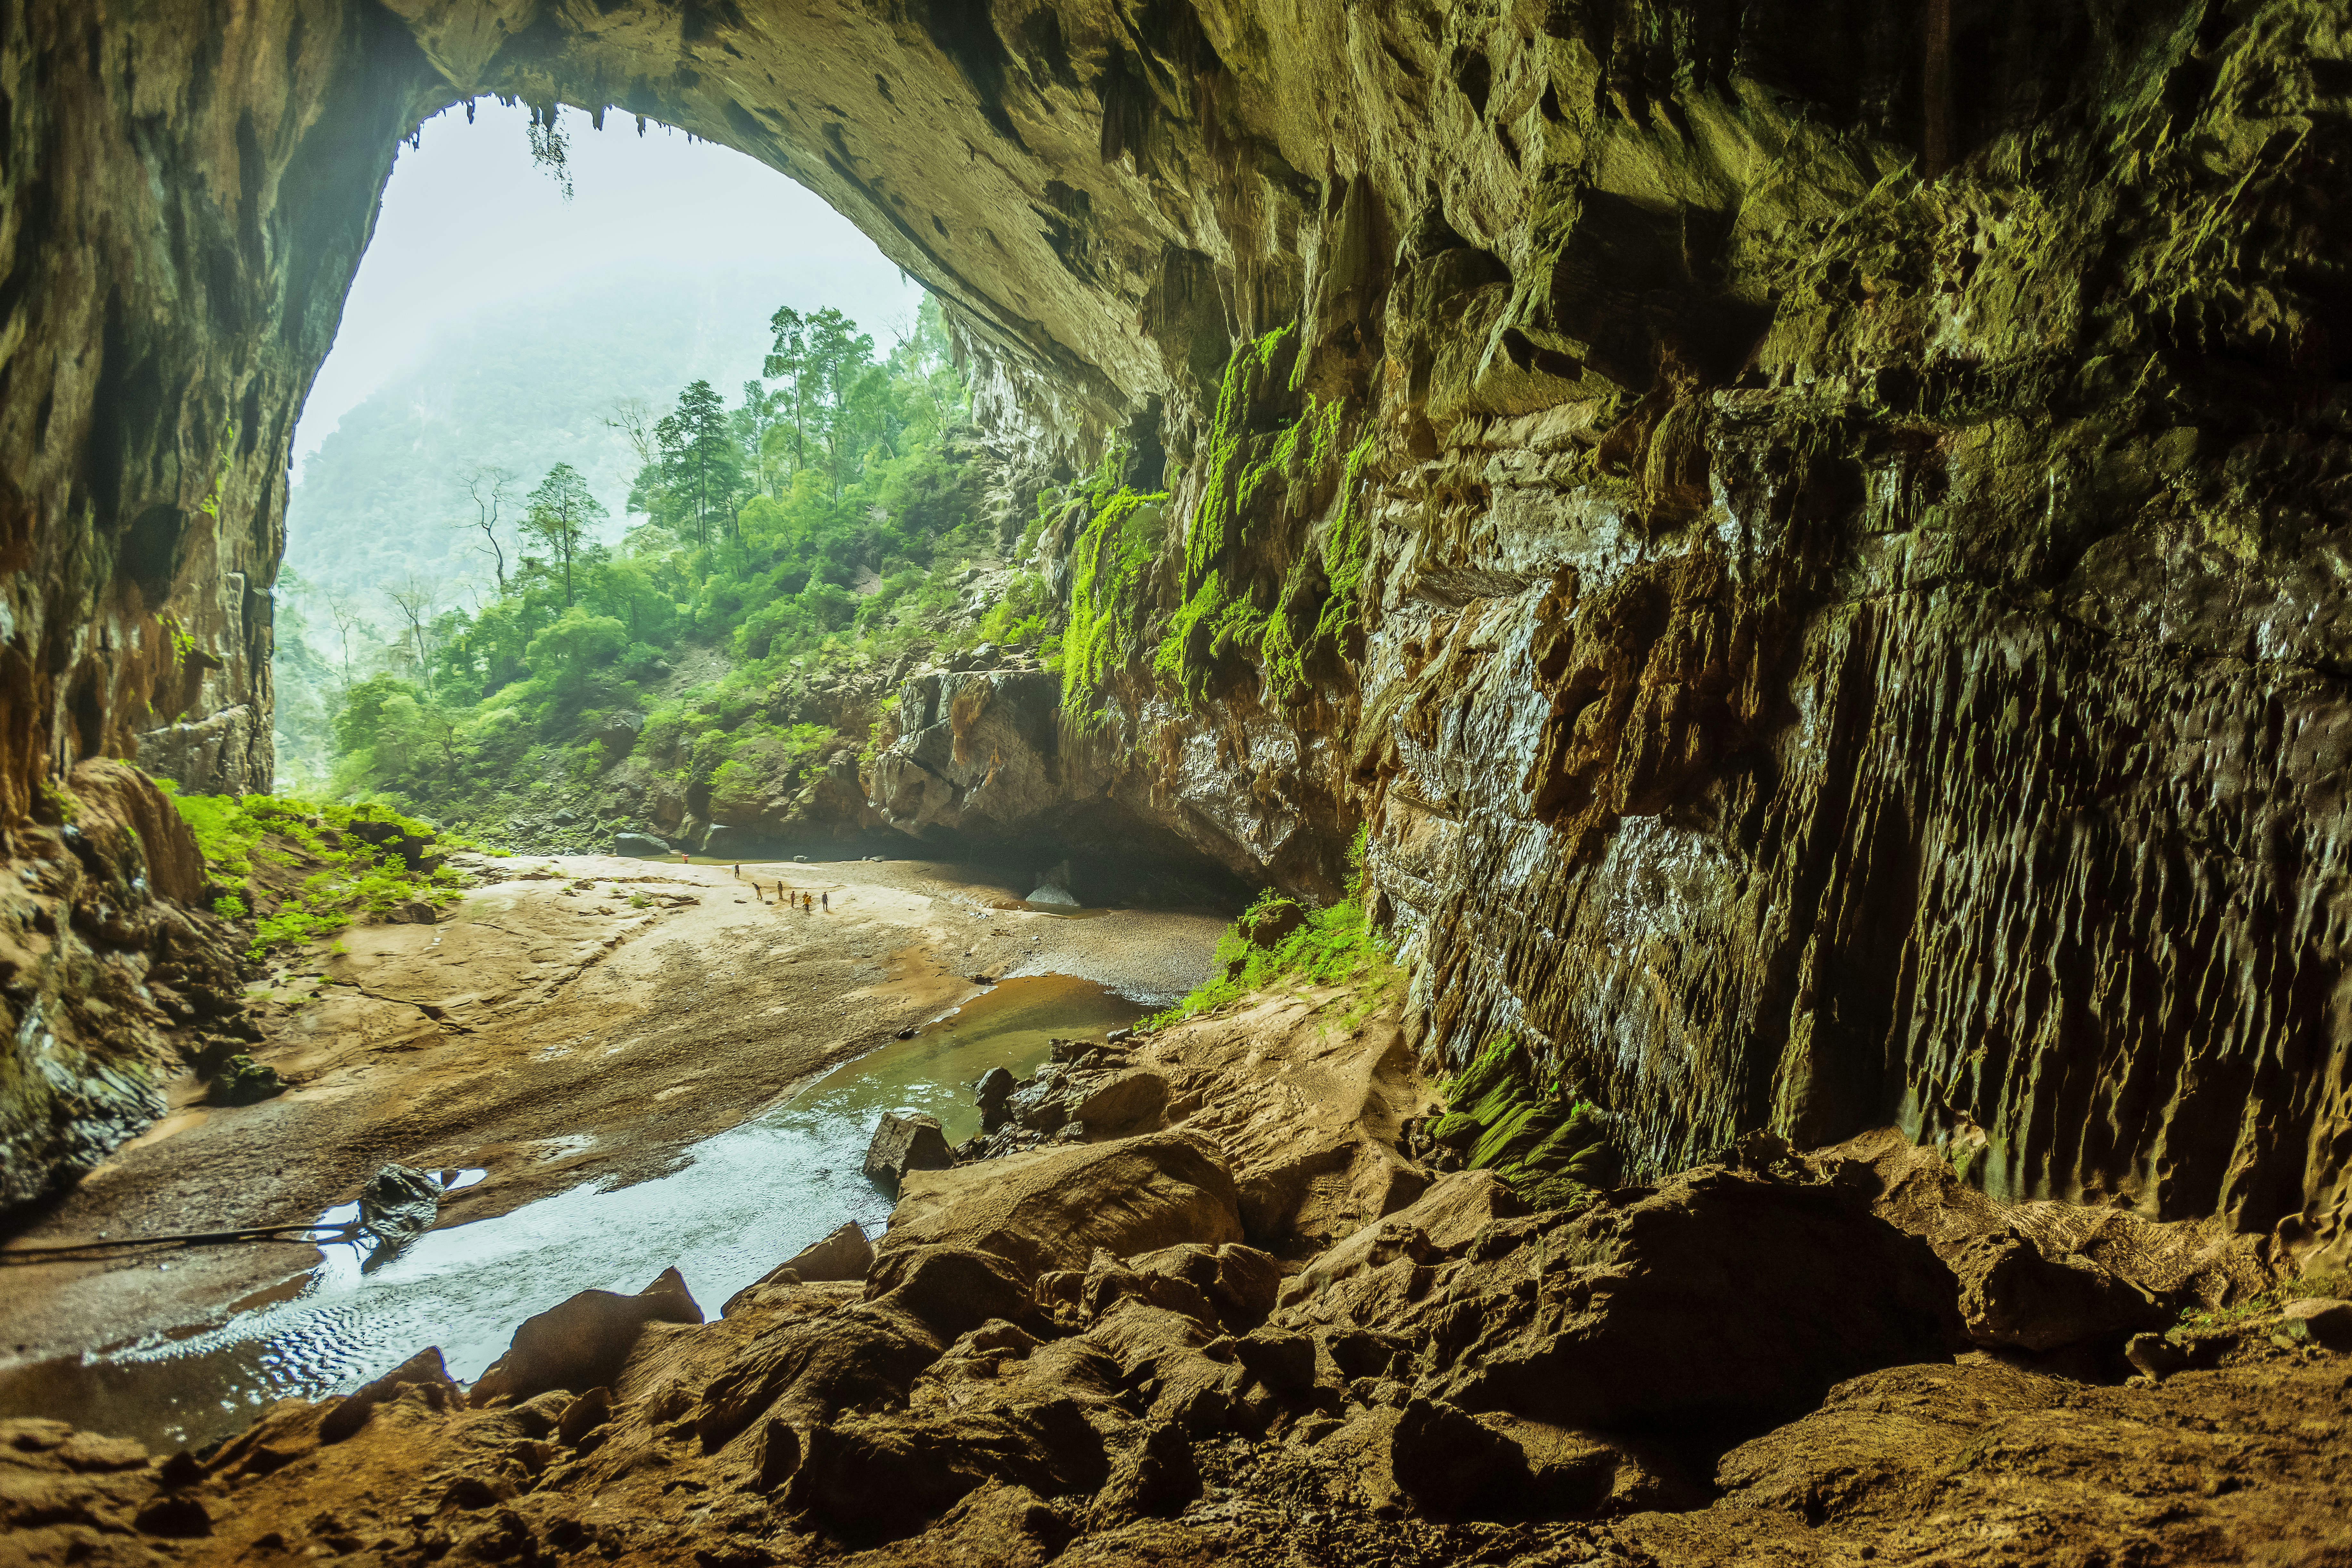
top-left (293, 99), bottom-right (925, 471)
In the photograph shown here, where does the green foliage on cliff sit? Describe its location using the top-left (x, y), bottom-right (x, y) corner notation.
top-left (1151, 328), bottom-right (1377, 711)
top-left (1428, 1035), bottom-right (1618, 1211)
top-left (1061, 485), bottom-right (1168, 718)
top-left (1187, 324), bottom-right (1297, 583)
top-left (1145, 830), bottom-right (1393, 1028)
top-left (162, 788), bottom-right (473, 959)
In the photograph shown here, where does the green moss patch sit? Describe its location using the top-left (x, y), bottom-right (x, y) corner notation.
top-left (1431, 1035), bottom-right (1618, 1211)
top-left (163, 786), bottom-right (482, 960)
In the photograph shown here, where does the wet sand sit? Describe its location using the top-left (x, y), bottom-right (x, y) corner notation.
top-left (0, 854), bottom-right (1224, 1378)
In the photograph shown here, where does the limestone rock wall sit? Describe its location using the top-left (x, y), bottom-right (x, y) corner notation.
top-left (8, 0), bottom-right (2352, 1259)
top-left (0, 1), bottom-right (444, 809)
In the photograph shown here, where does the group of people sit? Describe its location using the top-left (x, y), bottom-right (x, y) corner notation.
top-left (734, 863), bottom-right (826, 912)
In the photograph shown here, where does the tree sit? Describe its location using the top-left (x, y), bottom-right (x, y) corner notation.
top-left (605, 397), bottom-right (657, 468)
top-left (805, 308), bottom-right (877, 502)
top-left (523, 463), bottom-right (606, 606)
top-left (652, 380), bottom-right (740, 549)
top-left (734, 381), bottom-right (784, 496)
top-left (458, 464), bottom-right (516, 591)
top-left (764, 306), bottom-right (812, 477)
top-left (385, 575), bottom-right (445, 694)
top-left (322, 589), bottom-right (368, 688)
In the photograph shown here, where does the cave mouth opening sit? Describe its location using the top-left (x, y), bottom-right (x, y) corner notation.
top-left (281, 99), bottom-right (1259, 917)
top-left (273, 97), bottom-right (939, 831)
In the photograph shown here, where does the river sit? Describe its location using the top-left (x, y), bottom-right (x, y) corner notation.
top-left (0, 973), bottom-right (1143, 1452)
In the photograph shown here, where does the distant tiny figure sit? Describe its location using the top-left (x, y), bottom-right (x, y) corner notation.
top-left (677, 850), bottom-right (688, 865)
top-left (733, 863), bottom-right (741, 879)
top-left (822, 891), bottom-right (830, 912)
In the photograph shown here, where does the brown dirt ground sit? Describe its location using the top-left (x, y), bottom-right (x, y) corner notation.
top-left (0, 853), bottom-right (1223, 1370)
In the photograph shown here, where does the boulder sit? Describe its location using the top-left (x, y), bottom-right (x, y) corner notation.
top-left (867, 1244), bottom-right (1040, 1340)
top-left (206, 1053), bottom-right (286, 1107)
top-left (900, 1482), bottom-right (1077, 1568)
top-left (593, 712), bottom-right (644, 754)
top-left (882, 1132), bottom-right (1244, 1278)
top-left (612, 831), bottom-right (669, 858)
top-left (702, 823), bottom-right (762, 857)
top-left (1389, 1397), bottom-right (1533, 1519)
top-left (865, 1113), bottom-right (955, 1194)
top-left (1088, 1419), bottom-right (1199, 1525)
top-left (470, 1266), bottom-right (704, 1406)
top-left (1116, 1243), bottom-right (1284, 1334)
top-left (1007, 1074), bottom-right (1068, 1134)
top-left (1288, 1163), bottom-right (1963, 1444)
top-left (977, 1066), bottom-right (1017, 1131)
top-left (1075, 1071), bottom-right (1167, 1135)
top-left (785, 1403), bottom-right (1108, 1545)
top-left (1027, 858), bottom-right (1080, 906)
top-left (355, 1162), bottom-right (441, 1266)
top-left (1942, 1228), bottom-right (2171, 1351)
top-left (66, 758), bottom-right (207, 904)
top-left (781, 1221), bottom-right (876, 1283)
top-left (724, 1223), bottom-right (876, 1314)
top-left (1276, 1169), bottom-right (1524, 1306)
top-left (2280, 1297), bottom-right (2352, 1351)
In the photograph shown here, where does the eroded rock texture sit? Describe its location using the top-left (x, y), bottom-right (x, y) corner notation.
top-left (9, 0), bottom-right (2352, 1256)
top-left (0, 763), bottom-right (250, 1212)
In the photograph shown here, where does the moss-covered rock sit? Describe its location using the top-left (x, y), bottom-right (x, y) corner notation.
top-left (1431, 1037), bottom-right (1618, 1212)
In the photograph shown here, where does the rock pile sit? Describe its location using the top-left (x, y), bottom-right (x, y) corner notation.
top-left (9, 994), bottom-right (2349, 1566)
top-left (951, 1035), bottom-right (1163, 1162)
top-left (12, 1119), bottom-right (2348, 1568)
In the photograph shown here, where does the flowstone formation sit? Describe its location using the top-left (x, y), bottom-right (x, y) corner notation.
top-left (7, 0), bottom-right (2352, 1266)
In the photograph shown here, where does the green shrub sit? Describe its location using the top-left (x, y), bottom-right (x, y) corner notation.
top-left (1144, 831), bottom-right (1393, 1029)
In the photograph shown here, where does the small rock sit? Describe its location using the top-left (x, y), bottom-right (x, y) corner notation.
top-left (976, 1066), bottom-right (1017, 1132)
top-left (864, 1112), bottom-right (954, 1194)
top-left (133, 1496), bottom-right (212, 1538)
top-left (2280, 1298), bottom-right (2352, 1350)
top-left (2124, 1332), bottom-right (2187, 1380)
top-left (895, 1026), bottom-right (918, 1039)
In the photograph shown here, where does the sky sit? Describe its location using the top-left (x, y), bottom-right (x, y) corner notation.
top-left (293, 99), bottom-right (926, 468)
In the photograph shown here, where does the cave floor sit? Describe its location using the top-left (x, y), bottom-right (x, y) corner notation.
top-left (0, 854), bottom-right (1224, 1373)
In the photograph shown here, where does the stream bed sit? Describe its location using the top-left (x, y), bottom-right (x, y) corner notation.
top-left (0, 973), bottom-right (1143, 1453)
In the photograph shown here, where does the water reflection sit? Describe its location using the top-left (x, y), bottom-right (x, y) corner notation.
top-left (0, 975), bottom-right (1141, 1453)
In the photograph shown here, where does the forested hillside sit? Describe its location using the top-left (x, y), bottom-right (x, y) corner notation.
top-left (273, 293), bottom-right (1062, 851)
top-left (284, 267), bottom-right (795, 598)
